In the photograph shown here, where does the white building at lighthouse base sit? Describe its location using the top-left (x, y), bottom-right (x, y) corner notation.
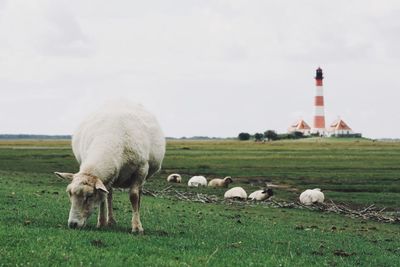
top-left (328, 118), bottom-right (353, 136)
top-left (288, 119), bottom-right (311, 136)
top-left (311, 128), bottom-right (327, 136)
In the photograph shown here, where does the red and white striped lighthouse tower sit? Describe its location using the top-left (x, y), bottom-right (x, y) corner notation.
top-left (313, 67), bottom-right (326, 135)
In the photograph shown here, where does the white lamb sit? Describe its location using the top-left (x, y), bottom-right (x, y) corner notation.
top-left (224, 187), bottom-right (247, 200)
top-left (208, 176), bottom-right (233, 188)
top-left (187, 176), bottom-right (207, 187)
top-left (299, 188), bottom-right (325, 205)
top-left (54, 101), bottom-right (165, 233)
top-left (248, 188), bottom-right (274, 201)
top-left (167, 173), bottom-right (182, 183)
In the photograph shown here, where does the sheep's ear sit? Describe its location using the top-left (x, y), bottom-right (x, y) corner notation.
top-left (54, 172), bottom-right (74, 181)
top-left (95, 179), bottom-right (109, 194)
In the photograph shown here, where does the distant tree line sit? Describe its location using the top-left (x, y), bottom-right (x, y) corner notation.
top-left (166, 136), bottom-right (237, 140)
top-left (0, 134), bottom-right (71, 140)
top-left (238, 130), bottom-right (307, 141)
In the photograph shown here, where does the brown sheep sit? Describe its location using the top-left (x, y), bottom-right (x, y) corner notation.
top-left (208, 176), bottom-right (233, 188)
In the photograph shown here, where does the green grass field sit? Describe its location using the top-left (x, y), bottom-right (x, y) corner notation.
top-left (0, 139), bottom-right (399, 266)
top-left (158, 139), bottom-right (400, 213)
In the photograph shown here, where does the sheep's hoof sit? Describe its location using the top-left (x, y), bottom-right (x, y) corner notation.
top-left (107, 218), bottom-right (117, 226)
top-left (97, 220), bottom-right (107, 228)
top-left (131, 227), bottom-right (144, 235)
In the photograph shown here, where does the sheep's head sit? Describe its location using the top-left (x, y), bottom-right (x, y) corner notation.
top-left (55, 172), bottom-right (108, 229)
top-left (172, 174), bottom-right (182, 183)
top-left (262, 188), bottom-right (274, 197)
top-left (224, 177), bottom-right (233, 185)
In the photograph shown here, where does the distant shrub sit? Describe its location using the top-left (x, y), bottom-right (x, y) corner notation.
top-left (277, 133), bottom-right (289, 140)
top-left (238, 132), bottom-right (251, 141)
top-left (254, 133), bottom-right (264, 142)
top-left (277, 132), bottom-right (308, 140)
top-left (332, 133), bottom-right (362, 138)
top-left (291, 131), bottom-right (305, 139)
top-left (264, 130), bottom-right (278, 141)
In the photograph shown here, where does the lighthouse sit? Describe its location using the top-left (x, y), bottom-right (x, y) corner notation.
top-left (313, 67), bottom-right (326, 135)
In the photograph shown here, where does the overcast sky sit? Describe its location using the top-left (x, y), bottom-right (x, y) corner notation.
top-left (1, 0), bottom-right (399, 138)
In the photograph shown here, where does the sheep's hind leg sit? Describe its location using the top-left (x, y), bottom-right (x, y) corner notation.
top-left (130, 186), bottom-right (144, 234)
top-left (129, 164), bottom-right (148, 234)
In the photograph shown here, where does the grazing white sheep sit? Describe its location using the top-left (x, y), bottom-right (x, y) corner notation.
top-left (248, 188), bottom-right (274, 201)
top-left (299, 188), bottom-right (325, 205)
top-left (224, 187), bottom-right (247, 200)
top-left (54, 101), bottom-right (165, 233)
top-left (187, 176), bottom-right (207, 187)
top-left (167, 173), bottom-right (182, 183)
top-left (208, 176), bottom-right (233, 188)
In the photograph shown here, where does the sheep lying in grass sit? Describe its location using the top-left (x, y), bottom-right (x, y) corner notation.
top-left (248, 188), bottom-right (274, 201)
top-left (55, 101), bottom-right (165, 233)
top-left (167, 174), bottom-right (182, 183)
top-left (299, 188), bottom-right (325, 205)
top-left (208, 176), bottom-right (233, 188)
top-left (188, 176), bottom-right (207, 187)
top-left (224, 187), bottom-right (247, 200)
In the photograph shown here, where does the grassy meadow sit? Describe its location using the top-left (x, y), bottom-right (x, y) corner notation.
top-left (0, 138), bottom-right (399, 266)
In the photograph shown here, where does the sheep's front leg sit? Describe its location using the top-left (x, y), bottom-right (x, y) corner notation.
top-left (97, 199), bottom-right (108, 228)
top-left (107, 188), bottom-right (117, 226)
top-left (129, 186), bottom-right (143, 234)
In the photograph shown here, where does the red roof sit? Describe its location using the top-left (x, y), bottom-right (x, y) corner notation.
top-left (290, 120), bottom-right (311, 130)
top-left (330, 119), bottom-right (352, 131)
